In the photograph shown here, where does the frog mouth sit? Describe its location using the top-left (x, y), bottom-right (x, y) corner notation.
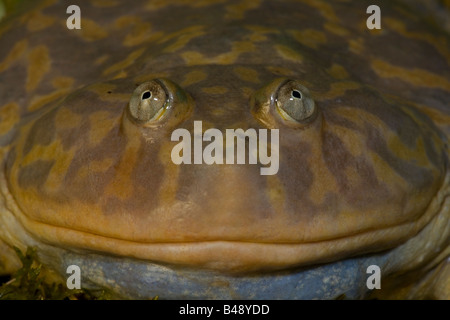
top-left (4, 212), bottom-right (447, 273)
top-left (2, 200), bottom-right (445, 274)
top-left (1, 168), bottom-right (448, 273)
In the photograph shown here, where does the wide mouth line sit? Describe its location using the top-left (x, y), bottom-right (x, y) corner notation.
top-left (3, 182), bottom-right (437, 247)
top-left (1, 182), bottom-right (444, 249)
top-left (13, 211), bottom-right (429, 273)
top-left (2, 162), bottom-right (448, 273)
top-left (19, 210), bottom-right (424, 246)
top-left (2, 179), bottom-right (446, 273)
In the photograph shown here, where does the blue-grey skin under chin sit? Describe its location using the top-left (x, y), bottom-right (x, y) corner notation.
top-left (54, 250), bottom-right (391, 299)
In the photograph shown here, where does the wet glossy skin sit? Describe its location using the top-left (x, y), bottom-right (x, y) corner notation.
top-left (0, 0), bottom-right (449, 299)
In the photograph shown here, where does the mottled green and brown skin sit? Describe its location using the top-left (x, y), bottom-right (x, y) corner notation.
top-left (0, 0), bottom-right (449, 299)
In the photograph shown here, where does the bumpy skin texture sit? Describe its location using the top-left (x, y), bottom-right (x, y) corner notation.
top-left (0, 0), bottom-right (449, 299)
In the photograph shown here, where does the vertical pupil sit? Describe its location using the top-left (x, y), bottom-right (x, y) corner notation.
top-left (142, 91), bottom-right (152, 100)
top-left (292, 90), bottom-right (302, 99)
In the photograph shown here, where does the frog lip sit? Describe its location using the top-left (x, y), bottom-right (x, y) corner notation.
top-left (2, 167), bottom-right (448, 273)
top-left (11, 206), bottom-right (438, 273)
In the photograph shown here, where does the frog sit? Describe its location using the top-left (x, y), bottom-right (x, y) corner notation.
top-left (0, 0), bottom-right (448, 299)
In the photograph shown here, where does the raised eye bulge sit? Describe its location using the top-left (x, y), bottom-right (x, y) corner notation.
top-left (128, 80), bottom-right (168, 124)
top-left (275, 80), bottom-right (316, 122)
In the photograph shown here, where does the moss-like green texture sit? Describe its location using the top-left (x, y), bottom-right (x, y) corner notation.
top-left (0, 247), bottom-right (112, 300)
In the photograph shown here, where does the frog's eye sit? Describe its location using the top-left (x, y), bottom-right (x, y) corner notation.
top-left (128, 80), bottom-right (168, 124)
top-left (275, 80), bottom-right (316, 122)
